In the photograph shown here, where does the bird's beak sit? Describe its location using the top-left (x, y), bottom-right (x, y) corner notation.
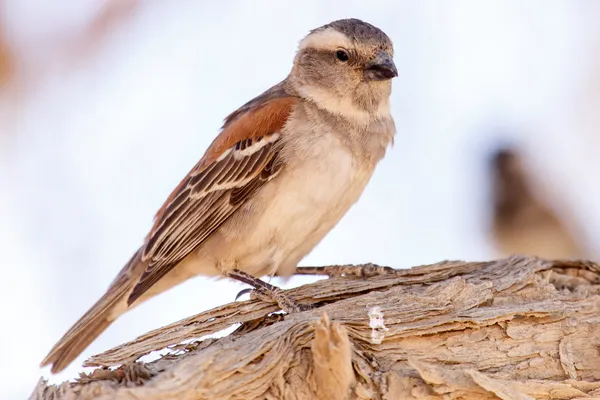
top-left (364, 50), bottom-right (398, 81)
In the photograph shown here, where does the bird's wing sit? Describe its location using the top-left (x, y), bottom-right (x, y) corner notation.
top-left (128, 91), bottom-right (297, 305)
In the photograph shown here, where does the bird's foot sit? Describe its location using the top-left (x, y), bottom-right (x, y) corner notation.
top-left (294, 263), bottom-right (396, 279)
top-left (228, 269), bottom-right (311, 313)
top-left (252, 286), bottom-right (312, 313)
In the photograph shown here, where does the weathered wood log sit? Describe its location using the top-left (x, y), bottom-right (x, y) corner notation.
top-left (31, 256), bottom-right (600, 399)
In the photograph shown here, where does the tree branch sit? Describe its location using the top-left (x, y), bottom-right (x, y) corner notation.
top-left (31, 256), bottom-right (600, 399)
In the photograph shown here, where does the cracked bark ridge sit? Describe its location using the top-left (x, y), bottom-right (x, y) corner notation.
top-left (32, 256), bottom-right (600, 399)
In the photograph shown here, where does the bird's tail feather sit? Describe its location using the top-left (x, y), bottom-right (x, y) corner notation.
top-left (41, 250), bottom-right (142, 374)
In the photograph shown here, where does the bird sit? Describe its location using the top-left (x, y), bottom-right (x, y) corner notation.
top-left (490, 147), bottom-right (585, 259)
top-left (41, 18), bottom-right (398, 374)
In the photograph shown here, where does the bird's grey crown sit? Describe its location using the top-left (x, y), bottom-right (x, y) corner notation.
top-left (311, 18), bottom-right (392, 48)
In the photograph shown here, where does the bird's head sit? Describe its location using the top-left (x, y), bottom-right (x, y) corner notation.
top-left (290, 18), bottom-right (397, 123)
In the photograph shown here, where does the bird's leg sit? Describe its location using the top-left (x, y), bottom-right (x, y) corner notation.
top-left (227, 269), bottom-right (311, 313)
top-left (294, 263), bottom-right (396, 279)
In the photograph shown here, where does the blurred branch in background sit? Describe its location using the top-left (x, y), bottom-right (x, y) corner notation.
top-left (68, 0), bottom-right (138, 61)
top-left (489, 147), bottom-right (587, 259)
top-left (0, 0), bottom-right (139, 131)
top-left (0, 19), bottom-right (13, 89)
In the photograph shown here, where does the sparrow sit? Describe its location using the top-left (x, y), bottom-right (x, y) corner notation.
top-left (41, 18), bottom-right (398, 373)
top-left (490, 148), bottom-right (584, 258)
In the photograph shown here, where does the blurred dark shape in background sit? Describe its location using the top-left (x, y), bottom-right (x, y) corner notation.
top-left (0, 30), bottom-right (13, 88)
top-left (489, 147), bottom-right (586, 259)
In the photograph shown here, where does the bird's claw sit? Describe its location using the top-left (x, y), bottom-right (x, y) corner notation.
top-left (227, 269), bottom-right (310, 313)
top-left (234, 288), bottom-right (254, 301)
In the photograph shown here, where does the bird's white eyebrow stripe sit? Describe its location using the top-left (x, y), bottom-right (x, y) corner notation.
top-left (298, 28), bottom-right (352, 51)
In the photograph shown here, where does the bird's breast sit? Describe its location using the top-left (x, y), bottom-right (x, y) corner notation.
top-left (210, 131), bottom-right (376, 277)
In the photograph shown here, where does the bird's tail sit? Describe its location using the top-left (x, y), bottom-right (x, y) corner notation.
top-left (40, 250), bottom-right (142, 374)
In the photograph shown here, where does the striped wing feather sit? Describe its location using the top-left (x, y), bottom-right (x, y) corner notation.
top-left (128, 96), bottom-right (296, 305)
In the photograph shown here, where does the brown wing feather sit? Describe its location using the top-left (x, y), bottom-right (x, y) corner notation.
top-left (128, 95), bottom-right (296, 305)
top-left (230, 152), bottom-right (284, 206)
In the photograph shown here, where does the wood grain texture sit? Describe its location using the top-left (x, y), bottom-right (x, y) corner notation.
top-left (32, 256), bottom-right (600, 399)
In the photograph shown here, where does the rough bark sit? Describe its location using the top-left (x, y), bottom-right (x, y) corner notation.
top-left (31, 256), bottom-right (600, 399)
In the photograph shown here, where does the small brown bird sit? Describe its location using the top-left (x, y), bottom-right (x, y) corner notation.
top-left (41, 18), bottom-right (397, 373)
top-left (490, 148), bottom-right (584, 259)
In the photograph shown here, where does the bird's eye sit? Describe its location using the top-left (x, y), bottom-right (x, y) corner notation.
top-left (335, 50), bottom-right (349, 62)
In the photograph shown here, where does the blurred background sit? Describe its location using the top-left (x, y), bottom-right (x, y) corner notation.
top-left (2, 0), bottom-right (600, 397)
